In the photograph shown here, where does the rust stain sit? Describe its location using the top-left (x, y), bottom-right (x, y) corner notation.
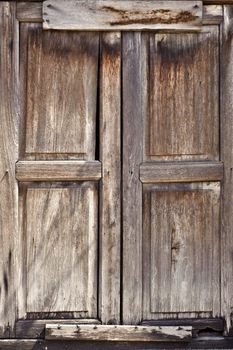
top-left (102, 6), bottom-right (198, 26)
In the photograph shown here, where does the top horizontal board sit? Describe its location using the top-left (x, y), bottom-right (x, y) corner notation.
top-left (43, 0), bottom-right (203, 31)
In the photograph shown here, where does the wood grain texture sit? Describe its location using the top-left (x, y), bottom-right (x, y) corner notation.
top-left (143, 183), bottom-right (220, 320)
top-left (122, 33), bottom-right (145, 324)
top-left (26, 183), bottom-right (98, 318)
top-left (45, 324), bottom-right (192, 342)
top-left (25, 26), bottom-right (99, 158)
top-left (17, 3), bottom-right (223, 24)
top-left (140, 161), bottom-right (223, 183)
top-left (16, 319), bottom-right (100, 339)
top-left (16, 161), bottom-right (102, 182)
top-left (16, 2), bottom-right (42, 22)
top-left (221, 5), bottom-right (233, 334)
top-left (43, 0), bottom-right (202, 31)
top-left (99, 33), bottom-right (121, 324)
top-left (147, 27), bottom-right (219, 161)
top-left (0, 2), bottom-right (19, 338)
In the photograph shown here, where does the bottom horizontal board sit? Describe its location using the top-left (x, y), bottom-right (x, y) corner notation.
top-left (45, 324), bottom-right (192, 342)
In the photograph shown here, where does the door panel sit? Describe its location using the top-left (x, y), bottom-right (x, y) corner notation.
top-left (22, 24), bottom-right (99, 159)
top-left (142, 183), bottom-right (220, 320)
top-left (25, 183), bottom-right (98, 317)
top-left (147, 28), bottom-right (219, 160)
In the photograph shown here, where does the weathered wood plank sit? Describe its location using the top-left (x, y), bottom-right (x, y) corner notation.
top-left (0, 2), bottom-right (19, 338)
top-left (147, 27), bottom-right (219, 161)
top-left (99, 33), bottom-right (121, 324)
top-left (16, 161), bottom-right (102, 182)
top-left (140, 161), bottom-right (223, 183)
top-left (221, 5), bottom-right (233, 334)
top-left (43, 1), bottom-right (203, 31)
top-left (45, 324), bottom-right (192, 342)
top-left (16, 2), bottom-right (42, 22)
top-left (146, 183), bottom-right (220, 316)
top-left (17, 3), bottom-right (223, 24)
top-left (26, 183), bottom-right (98, 318)
top-left (25, 27), bottom-right (99, 158)
top-left (16, 319), bottom-right (100, 339)
top-left (122, 32), bottom-right (144, 324)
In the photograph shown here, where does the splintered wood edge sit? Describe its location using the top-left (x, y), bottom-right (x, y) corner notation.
top-left (140, 161), bottom-right (224, 183)
top-left (15, 160), bottom-right (102, 182)
top-left (45, 324), bottom-right (192, 342)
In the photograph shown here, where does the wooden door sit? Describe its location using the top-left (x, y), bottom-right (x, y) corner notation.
top-left (0, 0), bottom-right (233, 343)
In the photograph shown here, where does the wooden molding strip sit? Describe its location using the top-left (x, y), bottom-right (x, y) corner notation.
top-left (42, 0), bottom-right (203, 31)
top-left (16, 3), bottom-right (223, 25)
top-left (140, 161), bottom-right (223, 183)
top-left (16, 160), bottom-right (102, 182)
top-left (45, 324), bottom-right (192, 342)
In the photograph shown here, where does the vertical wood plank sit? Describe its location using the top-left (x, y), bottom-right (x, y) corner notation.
top-left (99, 32), bottom-right (121, 324)
top-left (0, 2), bottom-right (19, 337)
top-left (122, 33), bottom-right (144, 324)
top-left (221, 5), bottom-right (233, 334)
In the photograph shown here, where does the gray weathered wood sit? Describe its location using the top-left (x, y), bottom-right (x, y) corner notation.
top-left (143, 182), bottom-right (220, 320)
top-left (25, 26), bottom-right (99, 158)
top-left (25, 183), bottom-right (98, 318)
top-left (45, 324), bottom-right (192, 342)
top-left (16, 2), bottom-right (42, 22)
top-left (17, 3), bottom-right (223, 24)
top-left (140, 161), bottom-right (223, 183)
top-left (0, 2), bottom-right (19, 338)
top-left (146, 26), bottom-right (219, 161)
top-left (221, 5), bottom-right (233, 334)
top-left (16, 161), bottom-right (102, 182)
top-left (122, 33), bottom-right (144, 324)
top-left (99, 33), bottom-right (121, 324)
top-left (16, 319), bottom-right (100, 339)
top-left (43, 0), bottom-right (203, 31)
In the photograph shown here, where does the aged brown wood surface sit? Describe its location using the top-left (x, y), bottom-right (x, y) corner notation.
top-left (25, 27), bottom-right (99, 158)
top-left (16, 160), bottom-right (102, 182)
top-left (122, 32), bottom-right (145, 324)
top-left (99, 32), bottom-right (121, 324)
top-left (140, 161), bottom-right (223, 183)
top-left (221, 5), bottom-right (233, 334)
top-left (43, 0), bottom-right (203, 31)
top-left (25, 183), bottom-right (98, 317)
top-left (45, 324), bottom-right (192, 342)
top-left (0, 2), bottom-right (18, 338)
top-left (147, 27), bottom-right (219, 161)
top-left (143, 183), bottom-right (220, 319)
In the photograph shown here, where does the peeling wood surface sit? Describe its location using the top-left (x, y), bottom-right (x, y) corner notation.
top-left (16, 161), bottom-right (102, 182)
top-left (25, 183), bottom-right (98, 318)
top-left (45, 324), bottom-right (192, 342)
top-left (140, 161), bottom-right (223, 183)
top-left (43, 0), bottom-right (203, 31)
top-left (0, 2), bottom-right (18, 338)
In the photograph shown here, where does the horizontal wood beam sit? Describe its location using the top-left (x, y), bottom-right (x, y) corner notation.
top-left (42, 0), bottom-right (203, 31)
top-left (140, 161), bottom-right (223, 183)
top-left (16, 161), bottom-right (102, 182)
top-left (16, 3), bottom-right (223, 25)
top-left (45, 324), bottom-right (192, 342)
top-left (16, 319), bottom-right (100, 339)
